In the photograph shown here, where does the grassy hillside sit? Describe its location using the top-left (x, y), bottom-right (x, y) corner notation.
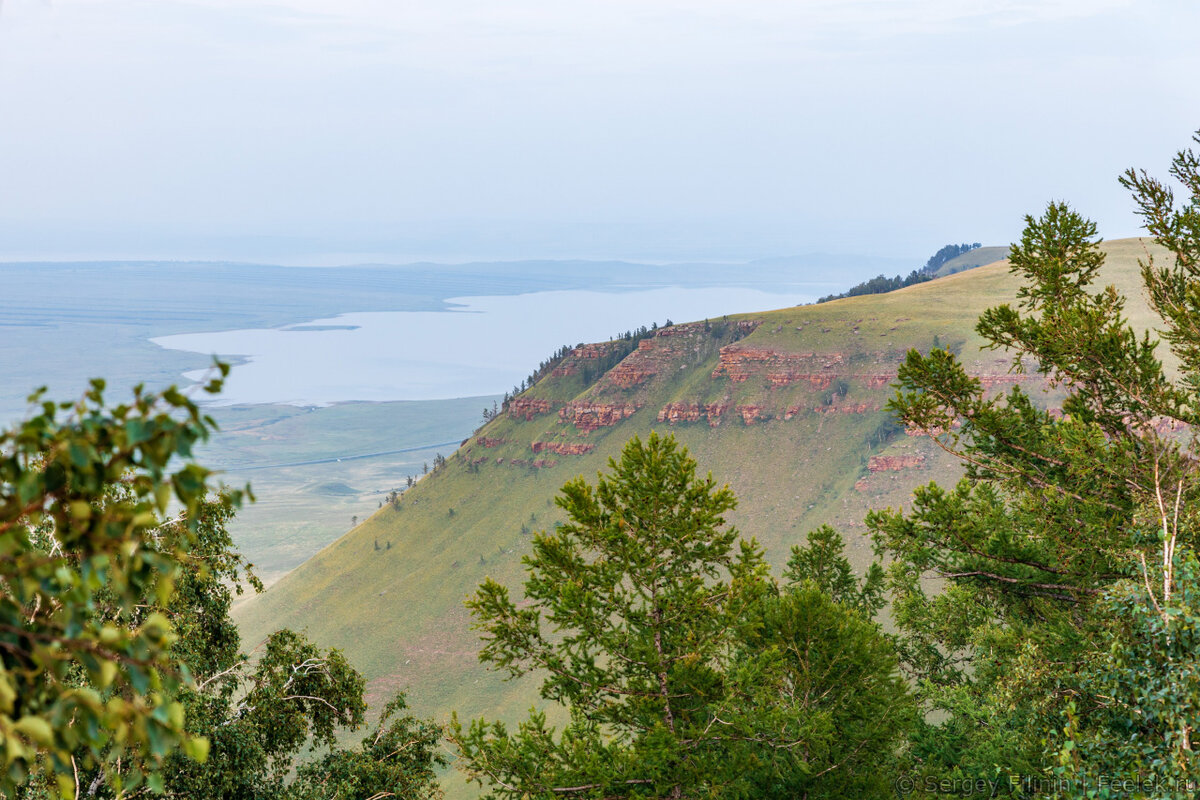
top-left (234, 238), bottom-right (1164, 783)
top-left (203, 397), bottom-right (500, 586)
top-left (934, 245), bottom-right (1009, 276)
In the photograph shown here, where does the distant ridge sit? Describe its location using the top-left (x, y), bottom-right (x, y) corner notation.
top-left (816, 242), bottom-right (996, 303)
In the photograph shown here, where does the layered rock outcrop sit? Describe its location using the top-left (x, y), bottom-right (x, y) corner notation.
top-left (606, 364), bottom-right (656, 388)
top-left (736, 404), bottom-right (768, 424)
top-left (559, 402), bottom-right (639, 432)
top-left (598, 323), bottom-right (721, 391)
top-left (507, 398), bottom-right (553, 420)
top-left (867, 454), bottom-right (926, 472)
top-left (530, 441), bottom-right (596, 456)
top-left (552, 342), bottom-right (623, 376)
top-left (816, 402), bottom-right (879, 415)
top-left (657, 402), bottom-right (729, 426)
top-left (711, 345), bottom-right (895, 389)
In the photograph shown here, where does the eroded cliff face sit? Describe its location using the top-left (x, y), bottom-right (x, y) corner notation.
top-left (507, 398), bottom-right (552, 420)
top-left (559, 402), bottom-right (639, 432)
top-left (574, 322), bottom-right (759, 392)
top-left (867, 454), bottom-right (926, 472)
top-left (713, 346), bottom-right (850, 385)
top-left (551, 342), bottom-right (626, 376)
top-left (657, 402), bottom-right (729, 426)
top-left (490, 315), bottom-right (1051, 472)
top-left (530, 441), bottom-right (596, 456)
top-left (599, 324), bottom-right (712, 389)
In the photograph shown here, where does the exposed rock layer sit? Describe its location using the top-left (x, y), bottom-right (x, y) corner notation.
top-left (559, 402), bottom-right (640, 432)
top-left (530, 441), bottom-right (596, 456)
top-left (867, 454), bottom-right (926, 472)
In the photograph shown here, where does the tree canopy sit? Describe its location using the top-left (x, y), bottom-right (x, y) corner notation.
top-left (0, 372), bottom-right (237, 795)
top-left (1, 371), bottom-right (443, 799)
top-left (872, 131), bottom-right (1200, 795)
top-left (454, 432), bottom-right (912, 799)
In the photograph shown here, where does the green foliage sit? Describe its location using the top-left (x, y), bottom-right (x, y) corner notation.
top-left (0, 367), bottom-right (442, 799)
top-left (286, 692), bottom-right (446, 800)
top-left (0, 367), bottom-right (242, 796)
top-left (160, 629), bottom-right (367, 798)
top-left (1123, 133), bottom-right (1200, 400)
top-left (1049, 552), bottom-right (1200, 797)
top-left (142, 505), bottom-right (441, 800)
top-left (454, 432), bottom-right (912, 799)
top-left (924, 243), bottom-right (985, 274)
top-left (871, 132), bottom-right (1200, 788)
top-left (734, 586), bottom-right (914, 800)
top-left (454, 432), bottom-right (769, 798)
top-left (784, 525), bottom-right (885, 616)
top-left (126, 496), bottom-right (434, 799)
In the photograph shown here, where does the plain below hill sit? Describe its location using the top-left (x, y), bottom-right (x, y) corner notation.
top-left (233, 238), bottom-right (1162, 778)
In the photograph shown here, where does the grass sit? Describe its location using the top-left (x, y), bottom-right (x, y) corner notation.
top-left (933, 245), bottom-right (1009, 276)
top-left (200, 397), bottom-right (499, 585)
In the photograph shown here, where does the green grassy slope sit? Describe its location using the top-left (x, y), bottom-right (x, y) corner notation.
top-left (934, 245), bottom-right (1009, 276)
top-left (202, 397), bottom-right (500, 586)
top-left (234, 238), bottom-right (1164, 764)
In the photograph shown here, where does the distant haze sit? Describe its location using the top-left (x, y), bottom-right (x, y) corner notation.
top-left (1, 1), bottom-right (1197, 264)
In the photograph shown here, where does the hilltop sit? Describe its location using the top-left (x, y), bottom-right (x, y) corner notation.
top-left (234, 238), bottom-right (1163, 744)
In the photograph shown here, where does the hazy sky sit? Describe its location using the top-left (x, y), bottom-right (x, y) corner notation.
top-left (1, 0), bottom-right (1197, 264)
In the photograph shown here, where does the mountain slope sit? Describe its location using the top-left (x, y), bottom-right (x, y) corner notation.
top-left (234, 238), bottom-right (1162, 737)
top-left (934, 245), bottom-right (1009, 276)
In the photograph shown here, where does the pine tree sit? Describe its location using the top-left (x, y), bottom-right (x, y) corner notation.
top-left (453, 433), bottom-right (912, 799)
top-left (871, 131), bottom-right (1200, 792)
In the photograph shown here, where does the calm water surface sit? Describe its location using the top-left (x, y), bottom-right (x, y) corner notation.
top-left (151, 287), bottom-right (813, 405)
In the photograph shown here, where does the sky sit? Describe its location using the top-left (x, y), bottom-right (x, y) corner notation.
top-left (0, 0), bottom-right (1197, 265)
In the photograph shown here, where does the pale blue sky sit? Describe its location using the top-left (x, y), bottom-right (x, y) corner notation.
top-left (1, 0), bottom-right (1197, 264)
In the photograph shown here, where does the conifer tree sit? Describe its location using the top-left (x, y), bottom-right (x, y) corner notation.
top-left (454, 433), bottom-right (913, 799)
top-left (872, 131), bottom-right (1200, 793)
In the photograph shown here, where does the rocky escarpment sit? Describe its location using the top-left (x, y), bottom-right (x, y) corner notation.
top-left (559, 402), bottom-right (639, 432)
top-left (657, 402), bottom-right (730, 426)
top-left (656, 398), bottom-right (884, 427)
top-left (530, 441), bottom-right (595, 456)
top-left (507, 398), bottom-right (553, 420)
top-left (711, 345), bottom-right (891, 387)
top-left (736, 404), bottom-right (768, 424)
top-left (552, 342), bottom-right (627, 376)
top-left (596, 322), bottom-right (758, 392)
top-left (867, 454), bottom-right (926, 472)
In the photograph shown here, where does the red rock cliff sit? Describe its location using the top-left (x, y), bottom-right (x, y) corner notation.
top-left (559, 402), bottom-right (639, 432)
top-left (867, 454), bottom-right (926, 472)
top-left (530, 441), bottom-right (596, 456)
top-left (508, 398), bottom-right (553, 420)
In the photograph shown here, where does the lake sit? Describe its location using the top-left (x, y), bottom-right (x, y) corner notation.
top-left (152, 286), bottom-right (814, 405)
